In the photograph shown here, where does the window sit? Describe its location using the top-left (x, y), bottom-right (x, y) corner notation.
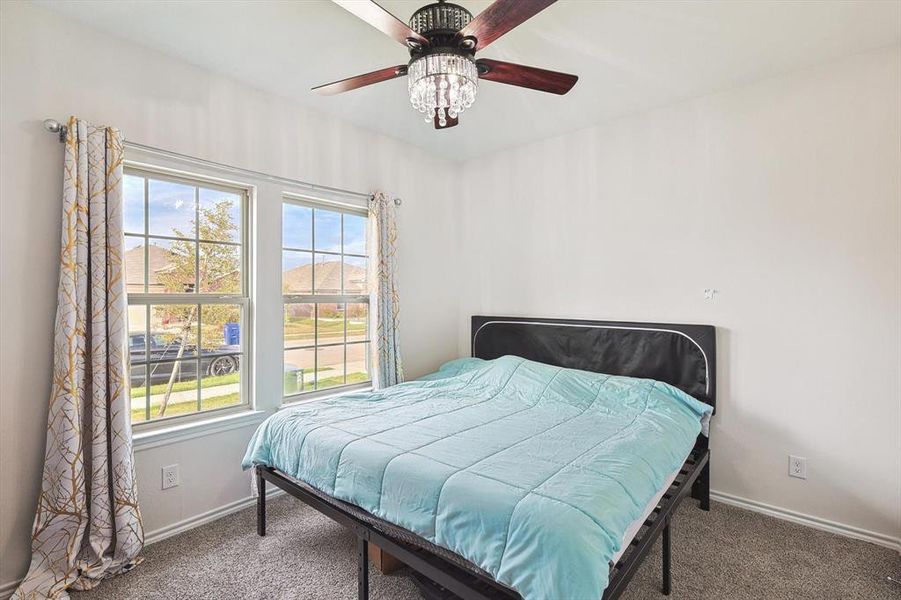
top-left (282, 196), bottom-right (371, 398)
top-left (124, 166), bottom-right (249, 425)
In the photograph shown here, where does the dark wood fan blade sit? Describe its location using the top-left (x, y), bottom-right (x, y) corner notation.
top-left (333, 0), bottom-right (429, 49)
top-left (476, 58), bottom-right (577, 95)
top-left (456, 0), bottom-right (556, 51)
top-left (434, 114), bottom-right (459, 129)
top-left (312, 65), bottom-right (408, 95)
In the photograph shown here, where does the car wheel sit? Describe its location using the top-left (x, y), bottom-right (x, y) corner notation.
top-left (208, 356), bottom-right (237, 376)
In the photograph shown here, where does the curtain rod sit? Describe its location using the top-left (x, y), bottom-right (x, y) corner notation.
top-left (41, 118), bottom-right (401, 206)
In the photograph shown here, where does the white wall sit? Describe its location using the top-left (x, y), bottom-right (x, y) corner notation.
top-left (2, 0), bottom-right (899, 593)
top-left (0, 1), bottom-right (460, 590)
top-left (458, 46), bottom-right (901, 542)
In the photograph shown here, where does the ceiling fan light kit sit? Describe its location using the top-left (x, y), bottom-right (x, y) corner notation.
top-left (319, 0), bottom-right (578, 130)
top-left (408, 53), bottom-right (478, 127)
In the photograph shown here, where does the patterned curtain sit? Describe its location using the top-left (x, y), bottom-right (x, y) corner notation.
top-left (368, 192), bottom-right (404, 388)
top-left (15, 117), bottom-right (143, 599)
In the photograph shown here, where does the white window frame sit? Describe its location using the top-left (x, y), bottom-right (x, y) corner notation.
top-left (124, 162), bottom-right (254, 430)
top-left (282, 193), bottom-right (372, 403)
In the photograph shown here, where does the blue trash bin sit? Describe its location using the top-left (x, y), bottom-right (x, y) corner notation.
top-left (223, 323), bottom-right (240, 345)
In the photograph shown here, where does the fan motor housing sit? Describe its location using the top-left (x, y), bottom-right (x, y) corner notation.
top-left (408, 1), bottom-right (476, 55)
top-left (409, 1), bottom-right (472, 36)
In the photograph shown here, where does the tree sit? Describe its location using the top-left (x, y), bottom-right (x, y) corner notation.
top-left (153, 199), bottom-right (240, 417)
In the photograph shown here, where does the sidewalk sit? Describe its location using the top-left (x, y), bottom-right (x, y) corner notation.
top-left (130, 383), bottom-right (240, 411)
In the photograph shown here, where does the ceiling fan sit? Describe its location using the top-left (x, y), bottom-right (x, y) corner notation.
top-left (313, 0), bottom-right (578, 130)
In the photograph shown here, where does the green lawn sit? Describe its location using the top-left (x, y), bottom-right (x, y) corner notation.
top-left (132, 391), bottom-right (240, 422)
top-left (316, 371), bottom-right (370, 388)
top-left (132, 371), bottom-right (369, 423)
top-left (131, 372), bottom-right (240, 398)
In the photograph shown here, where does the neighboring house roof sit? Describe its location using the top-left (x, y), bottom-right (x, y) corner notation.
top-left (124, 243), bottom-right (190, 292)
top-left (126, 245), bottom-right (361, 295)
top-left (283, 260), bottom-right (366, 294)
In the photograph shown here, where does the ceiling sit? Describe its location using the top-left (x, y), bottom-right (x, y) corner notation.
top-left (36, 0), bottom-right (901, 161)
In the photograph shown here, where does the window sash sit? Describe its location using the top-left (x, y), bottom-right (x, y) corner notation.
top-left (128, 296), bottom-right (250, 425)
top-left (282, 299), bottom-right (371, 399)
top-left (125, 164), bottom-right (251, 427)
top-left (281, 247), bottom-right (367, 259)
top-left (126, 231), bottom-right (242, 248)
top-left (282, 294), bottom-right (368, 304)
top-left (282, 195), bottom-right (369, 295)
top-left (123, 166), bottom-right (250, 297)
top-left (283, 193), bottom-right (367, 217)
top-left (282, 195), bottom-right (371, 401)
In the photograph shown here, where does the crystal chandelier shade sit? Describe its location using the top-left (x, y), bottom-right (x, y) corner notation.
top-left (408, 53), bottom-right (478, 127)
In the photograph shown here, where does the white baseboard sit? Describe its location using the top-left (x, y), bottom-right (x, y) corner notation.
top-left (711, 489), bottom-right (900, 553)
top-left (144, 488), bottom-right (284, 546)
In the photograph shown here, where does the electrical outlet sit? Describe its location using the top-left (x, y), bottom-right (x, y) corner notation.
top-left (788, 455), bottom-right (807, 480)
top-left (162, 464), bottom-right (179, 490)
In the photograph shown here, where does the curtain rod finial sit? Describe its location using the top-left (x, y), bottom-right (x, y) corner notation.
top-left (393, 197), bottom-right (402, 206)
top-left (43, 118), bottom-right (67, 142)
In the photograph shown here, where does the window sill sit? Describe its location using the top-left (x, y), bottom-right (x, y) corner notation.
top-left (133, 408), bottom-right (268, 452)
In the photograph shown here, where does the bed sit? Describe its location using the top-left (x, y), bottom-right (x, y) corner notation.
top-left (244, 316), bottom-right (715, 600)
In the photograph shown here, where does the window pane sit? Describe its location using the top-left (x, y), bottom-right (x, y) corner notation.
top-left (343, 256), bottom-right (367, 294)
top-left (346, 342), bottom-right (370, 385)
top-left (346, 303), bottom-right (368, 343)
top-left (199, 242), bottom-right (241, 293)
top-left (284, 303), bottom-right (314, 347)
top-left (343, 213), bottom-right (367, 255)
top-left (314, 209), bottom-right (341, 252)
top-left (284, 347), bottom-right (315, 395)
top-left (150, 304), bottom-right (199, 359)
top-left (282, 199), bottom-right (370, 399)
top-left (148, 179), bottom-right (196, 239)
top-left (127, 305), bottom-right (149, 362)
top-left (283, 203), bottom-right (312, 250)
top-left (316, 303), bottom-right (345, 345)
top-left (200, 304), bottom-right (242, 355)
top-left (129, 367), bottom-right (148, 423)
top-left (200, 355), bottom-right (242, 411)
top-left (124, 236), bottom-right (146, 294)
top-left (148, 237), bottom-right (196, 293)
top-left (283, 251), bottom-right (312, 294)
top-left (123, 175), bottom-right (145, 235)
top-left (314, 253), bottom-right (342, 294)
top-left (126, 168), bottom-right (247, 423)
top-left (199, 188), bottom-right (241, 242)
top-left (147, 360), bottom-right (200, 419)
top-left (316, 345), bottom-right (344, 391)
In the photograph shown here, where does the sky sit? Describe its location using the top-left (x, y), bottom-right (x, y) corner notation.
top-left (126, 174), bottom-right (368, 297)
top-left (125, 174), bottom-right (366, 256)
top-left (124, 174), bottom-right (242, 243)
top-left (283, 202), bottom-right (367, 255)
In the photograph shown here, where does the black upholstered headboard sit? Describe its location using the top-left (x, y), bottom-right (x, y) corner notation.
top-left (471, 316), bottom-right (716, 410)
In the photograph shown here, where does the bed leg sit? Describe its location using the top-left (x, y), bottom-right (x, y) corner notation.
top-left (662, 520), bottom-right (672, 596)
top-left (692, 459), bottom-right (711, 511)
top-left (358, 536), bottom-right (369, 600)
top-left (256, 469), bottom-right (266, 537)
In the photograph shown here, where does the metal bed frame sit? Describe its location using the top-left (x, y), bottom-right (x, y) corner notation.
top-left (256, 316), bottom-right (716, 600)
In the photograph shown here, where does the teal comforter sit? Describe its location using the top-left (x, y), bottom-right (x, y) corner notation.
top-left (243, 356), bottom-right (711, 600)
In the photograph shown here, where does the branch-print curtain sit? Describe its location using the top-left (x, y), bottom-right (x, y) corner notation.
top-left (368, 192), bottom-right (404, 388)
top-left (15, 117), bottom-right (143, 599)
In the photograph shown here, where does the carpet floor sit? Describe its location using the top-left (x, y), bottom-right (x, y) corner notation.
top-left (73, 495), bottom-right (899, 600)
